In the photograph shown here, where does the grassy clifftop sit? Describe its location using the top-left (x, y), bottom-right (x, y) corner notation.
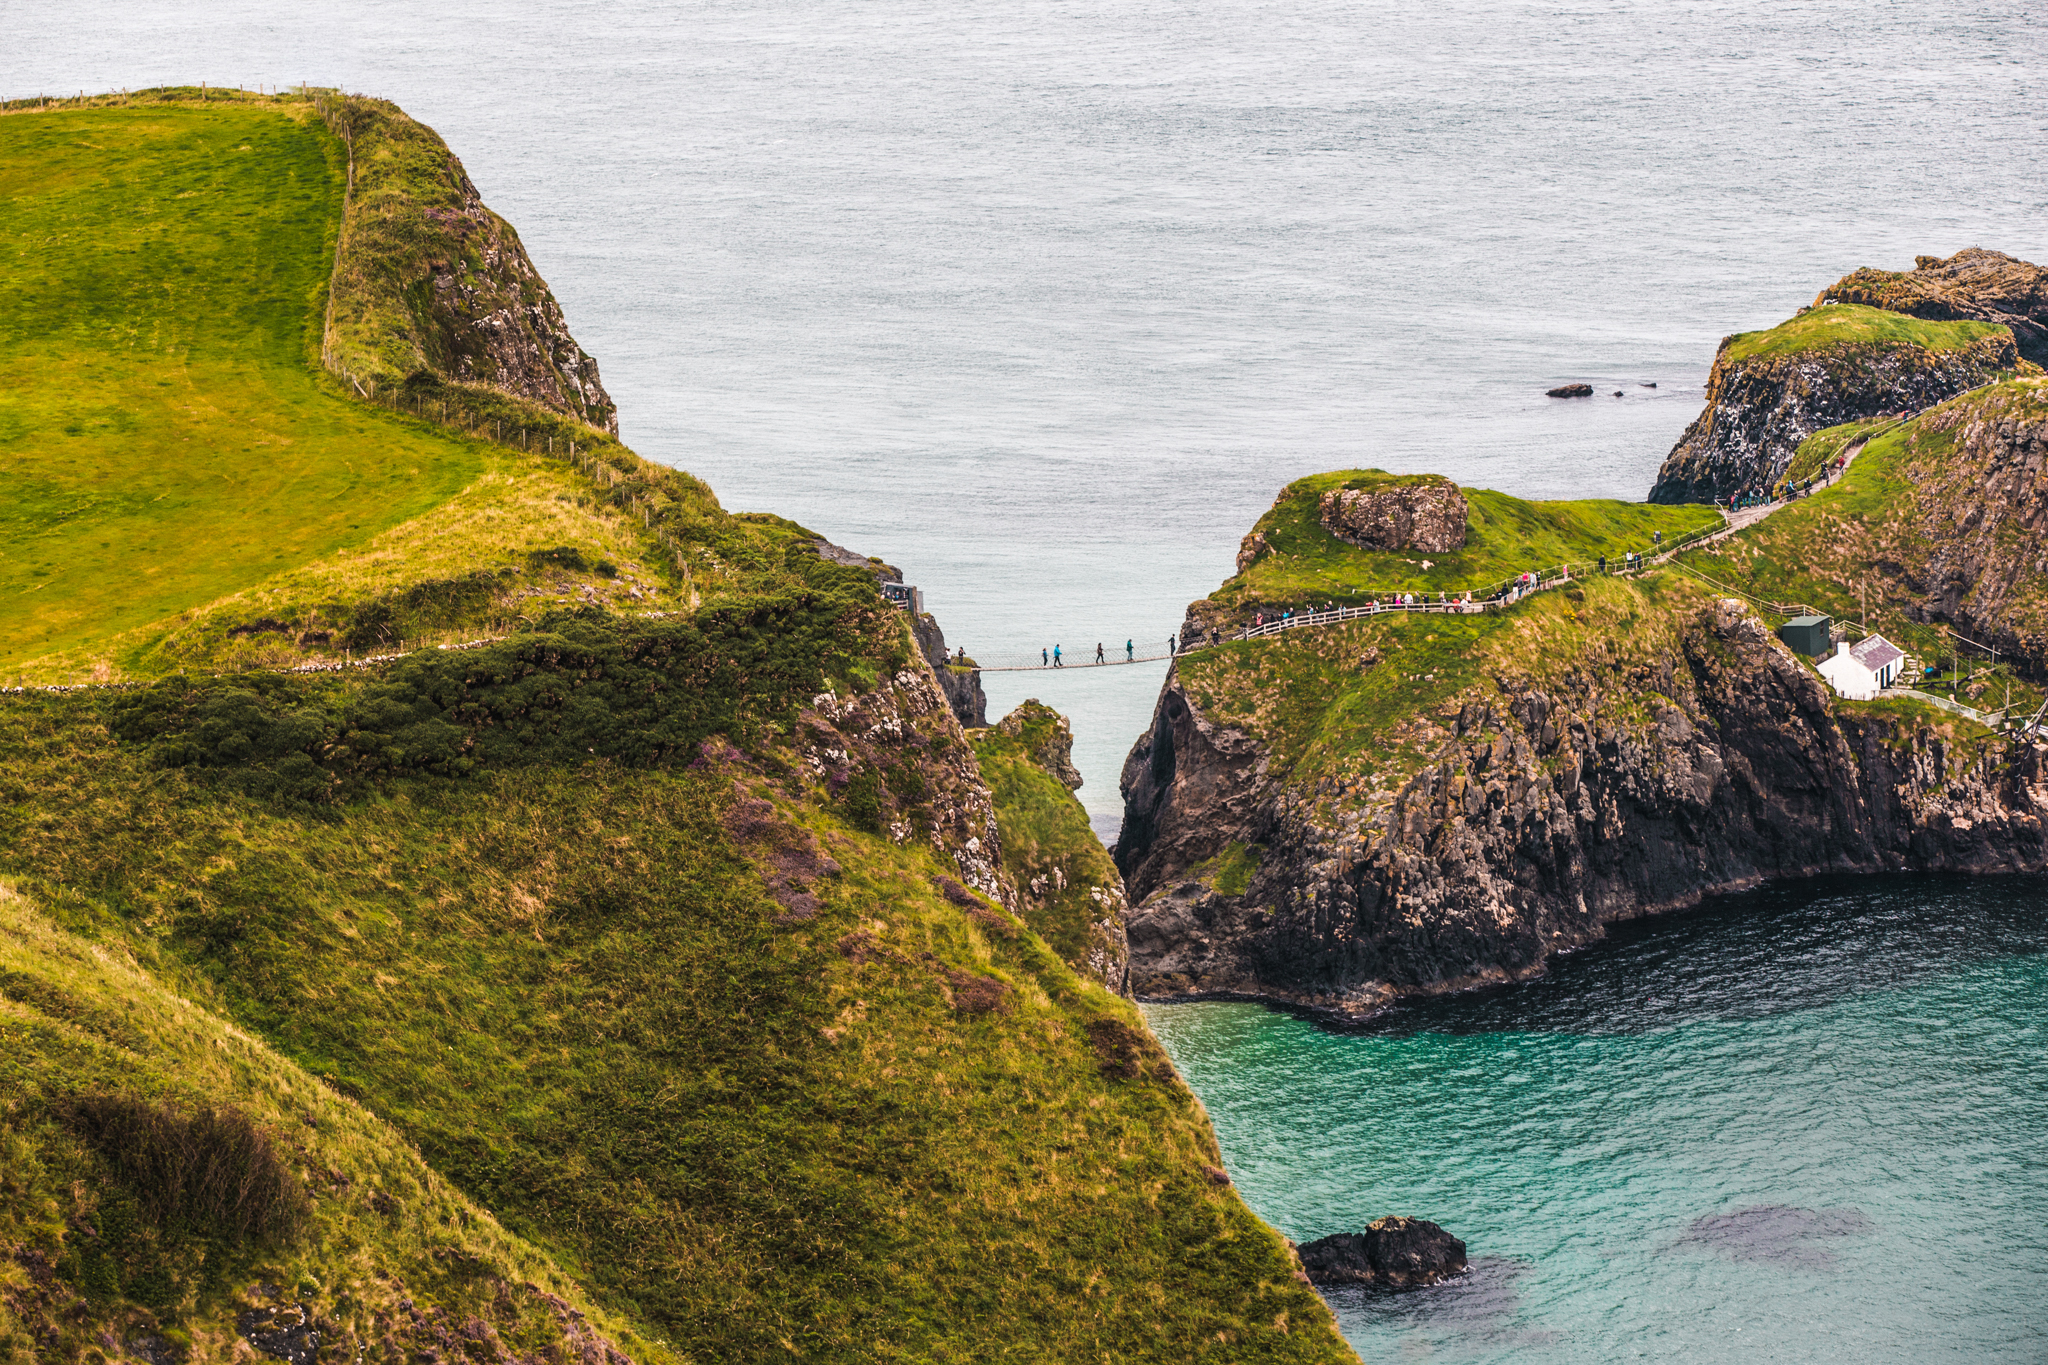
top-left (0, 94), bottom-right (1354, 1363)
top-left (1678, 376), bottom-right (2048, 687)
top-left (0, 92), bottom-right (826, 686)
top-left (0, 98), bottom-right (477, 672)
top-left (1718, 302), bottom-right (2010, 364)
top-left (1202, 469), bottom-right (1716, 628)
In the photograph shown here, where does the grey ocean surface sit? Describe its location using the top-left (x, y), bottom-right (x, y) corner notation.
top-left (14, 3), bottom-right (2048, 1359)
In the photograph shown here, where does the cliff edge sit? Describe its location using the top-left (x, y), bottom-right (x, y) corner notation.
top-left (1817, 248), bottom-right (2048, 367)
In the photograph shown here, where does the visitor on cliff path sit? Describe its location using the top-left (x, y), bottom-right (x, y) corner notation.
top-left (1167, 635), bottom-right (1176, 655)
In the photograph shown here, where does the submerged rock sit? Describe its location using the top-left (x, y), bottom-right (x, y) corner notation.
top-left (1547, 383), bottom-right (1594, 398)
top-left (1298, 1217), bottom-right (1468, 1287)
top-left (1673, 1205), bottom-right (1873, 1269)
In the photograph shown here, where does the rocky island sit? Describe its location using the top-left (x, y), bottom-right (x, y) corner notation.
top-left (1118, 292), bottom-right (2048, 1016)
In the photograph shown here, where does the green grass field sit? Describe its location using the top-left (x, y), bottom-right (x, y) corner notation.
top-left (0, 101), bottom-right (485, 672)
top-left (1718, 302), bottom-right (2008, 364)
top-left (1207, 470), bottom-right (1719, 622)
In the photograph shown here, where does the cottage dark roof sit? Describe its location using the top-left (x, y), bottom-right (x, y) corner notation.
top-left (1849, 635), bottom-right (1904, 671)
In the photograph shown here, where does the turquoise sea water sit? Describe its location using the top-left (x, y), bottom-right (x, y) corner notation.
top-left (1146, 876), bottom-right (2048, 1362)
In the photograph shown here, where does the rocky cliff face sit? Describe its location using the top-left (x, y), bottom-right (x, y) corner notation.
top-left (1117, 595), bottom-right (2048, 1017)
top-left (321, 95), bottom-right (619, 433)
top-left (413, 167), bottom-right (618, 431)
top-left (1647, 327), bottom-right (2022, 505)
top-left (912, 611), bottom-right (989, 728)
top-left (1819, 249), bottom-right (2048, 366)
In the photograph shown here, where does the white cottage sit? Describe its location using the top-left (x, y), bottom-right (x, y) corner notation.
top-left (1817, 634), bottom-right (1905, 700)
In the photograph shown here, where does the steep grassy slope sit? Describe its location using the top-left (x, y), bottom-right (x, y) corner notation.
top-left (0, 94), bottom-right (1354, 1363)
top-left (972, 702), bottom-right (1130, 989)
top-left (1, 630), bottom-right (1347, 1363)
top-left (1198, 470), bottom-right (1717, 631)
top-left (0, 879), bottom-right (657, 1365)
top-left (1678, 376), bottom-right (2048, 689)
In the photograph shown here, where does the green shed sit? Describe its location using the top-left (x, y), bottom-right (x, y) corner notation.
top-left (1778, 614), bottom-right (1833, 656)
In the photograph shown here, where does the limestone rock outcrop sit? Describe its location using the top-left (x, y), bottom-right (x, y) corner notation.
top-left (1818, 249), bottom-right (2048, 366)
top-left (1297, 1218), bottom-right (1468, 1288)
top-left (1319, 478), bottom-right (1468, 553)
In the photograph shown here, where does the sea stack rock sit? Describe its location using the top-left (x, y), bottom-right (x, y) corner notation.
top-left (1319, 477), bottom-right (1468, 553)
top-left (1297, 1217), bottom-right (1468, 1288)
top-left (1547, 383), bottom-right (1593, 397)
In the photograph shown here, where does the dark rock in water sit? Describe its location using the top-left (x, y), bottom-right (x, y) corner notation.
top-left (1640, 381), bottom-right (1658, 388)
top-left (1673, 1205), bottom-right (1872, 1269)
top-left (1546, 383), bottom-right (1594, 398)
top-left (1297, 1216), bottom-right (1467, 1287)
top-left (1613, 390), bottom-right (1625, 397)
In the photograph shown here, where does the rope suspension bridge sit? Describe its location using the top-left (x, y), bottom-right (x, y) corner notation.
top-left (948, 508), bottom-right (1756, 674)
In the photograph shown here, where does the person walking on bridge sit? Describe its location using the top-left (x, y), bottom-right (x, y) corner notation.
top-left (1053, 644), bottom-right (1063, 668)
top-left (1042, 647), bottom-right (1048, 667)
top-left (1125, 639), bottom-right (1133, 661)
top-left (1095, 642), bottom-right (1105, 664)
